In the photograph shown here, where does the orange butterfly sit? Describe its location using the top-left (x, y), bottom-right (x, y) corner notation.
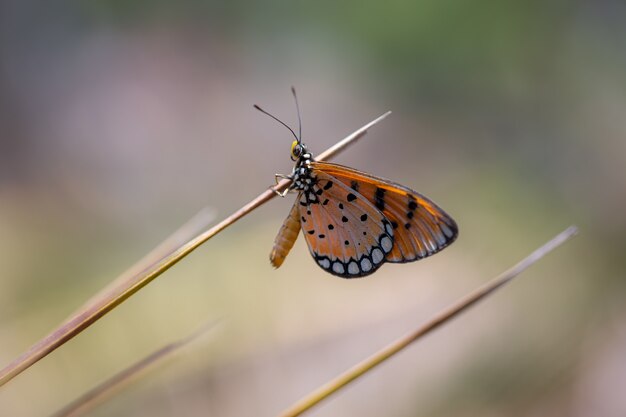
top-left (258, 89), bottom-right (458, 278)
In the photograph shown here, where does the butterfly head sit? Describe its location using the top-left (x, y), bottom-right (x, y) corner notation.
top-left (254, 88), bottom-right (313, 189)
top-left (290, 140), bottom-right (310, 162)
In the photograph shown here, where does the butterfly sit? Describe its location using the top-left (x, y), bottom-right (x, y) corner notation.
top-left (258, 89), bottom-right (458, 278)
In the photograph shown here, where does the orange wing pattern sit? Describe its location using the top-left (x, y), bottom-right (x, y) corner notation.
top-left (310, 161), bottom-right (458, 263)
top-left (297, 170), bottom-right (394, 277)
top-left (270, 202), bottom-right (301, 268)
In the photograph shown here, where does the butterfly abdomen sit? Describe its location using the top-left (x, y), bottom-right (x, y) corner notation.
top-left (270, 203), bottom-right (301, 268)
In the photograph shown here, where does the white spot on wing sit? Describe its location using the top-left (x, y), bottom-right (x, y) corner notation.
top-left (360, 257), bottom-right (372, 272)
top-left (348, 261), bottom-right (359, 275)
top-left (332, 261), bottom-right (345, 274)
top-left (434, 230), bottom-right (447, 246)
top-left (440, 223), bottom-right (454, 238)
top-left (425, 238), bottom-right (437, 253)
top-left (381, 236), bottom-right (393, 253)
top-left (318, 258), bottom-right (330, 269)
top-left (371, 248), bottom-right (384, 264)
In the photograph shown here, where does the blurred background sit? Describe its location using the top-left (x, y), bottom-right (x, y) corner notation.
top-left (1, 1), bottom-right (625, 416)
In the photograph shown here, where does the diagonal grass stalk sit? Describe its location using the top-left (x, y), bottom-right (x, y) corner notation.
top-left (64, 207), bottom-right (216, 322)
top-left (0, 111), bottom-right (391, 387)
top-left (278, 226), bottom-right (578, 417)
top-left (50, 320), bottom-right (220, 417)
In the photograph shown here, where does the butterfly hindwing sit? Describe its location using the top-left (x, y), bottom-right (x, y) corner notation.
top-left (310, 161), bottom-right (458, 263)
top-left (298, 170), bottom-right (394, 278)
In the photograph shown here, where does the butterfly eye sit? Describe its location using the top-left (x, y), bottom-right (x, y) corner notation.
top-left (291, 141), bottom-right (303, 161)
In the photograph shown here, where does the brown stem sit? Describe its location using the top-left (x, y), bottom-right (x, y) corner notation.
top-left (0, 111), bottom-right (391, 387)
top-left (278, 226), bottom-right (578, 417)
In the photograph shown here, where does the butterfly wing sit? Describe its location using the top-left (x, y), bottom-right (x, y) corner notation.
top-left (310, 161), bottom-right (458, 263)
top-left (297, 170), bottom-right (394, 278)
top-left (270, 201), bottom-right (301, 268)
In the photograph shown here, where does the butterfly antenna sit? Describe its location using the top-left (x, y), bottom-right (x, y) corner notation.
top-left (291, 86), bottom-right (302, 143)
top-left (253, 104), bottom-right (299, 142)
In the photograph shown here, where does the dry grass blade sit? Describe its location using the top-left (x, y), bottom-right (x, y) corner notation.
top-left (66, 207), bottom-right (216, 321)
top-left (0, 208), bottom-right (215, 387)
top-left (0, 111), bottom-right (391, 387)
top-left (50, 320), bottom-right (220, 417)
top-left (279, 225), bottom-right (579, 417)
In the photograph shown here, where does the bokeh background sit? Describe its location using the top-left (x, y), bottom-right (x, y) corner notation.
top-left (1, 1), bottom-right (625, 416)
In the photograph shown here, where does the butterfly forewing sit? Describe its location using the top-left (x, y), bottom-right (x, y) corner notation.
top-left (298, 170), bottom-right (394, 278)
top-left (310, 161), bottom-right (458, 263)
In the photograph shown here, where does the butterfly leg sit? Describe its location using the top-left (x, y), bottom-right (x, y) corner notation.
top-left (275, 173), bottom-right (291, 183)
top-left (272, 173), bottom-right (293, 197)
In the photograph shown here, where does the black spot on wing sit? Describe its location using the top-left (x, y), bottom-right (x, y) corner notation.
top-left (350, 180), bottom-right (359, 191)
top-left (374, 188), bottom-right (386, 210)
top-left (347, 193), bottom-right (357, 202)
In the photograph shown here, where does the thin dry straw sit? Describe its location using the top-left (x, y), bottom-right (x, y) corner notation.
top-left (0, 207), bottom-right (214, 386)
top-left (0, 111), bottom-right (392, 387)
top-left (51, 320), bottom-right (220, 417)
top-left (278, 225), bottom-right (579, 417)
top-left (65, 207), bottom-right (216, 321)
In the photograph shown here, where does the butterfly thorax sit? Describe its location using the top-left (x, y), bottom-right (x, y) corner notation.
top-left (290, 150), bottom-right (315, 192)
top-left (290, 149), bottom-right (327, 207)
